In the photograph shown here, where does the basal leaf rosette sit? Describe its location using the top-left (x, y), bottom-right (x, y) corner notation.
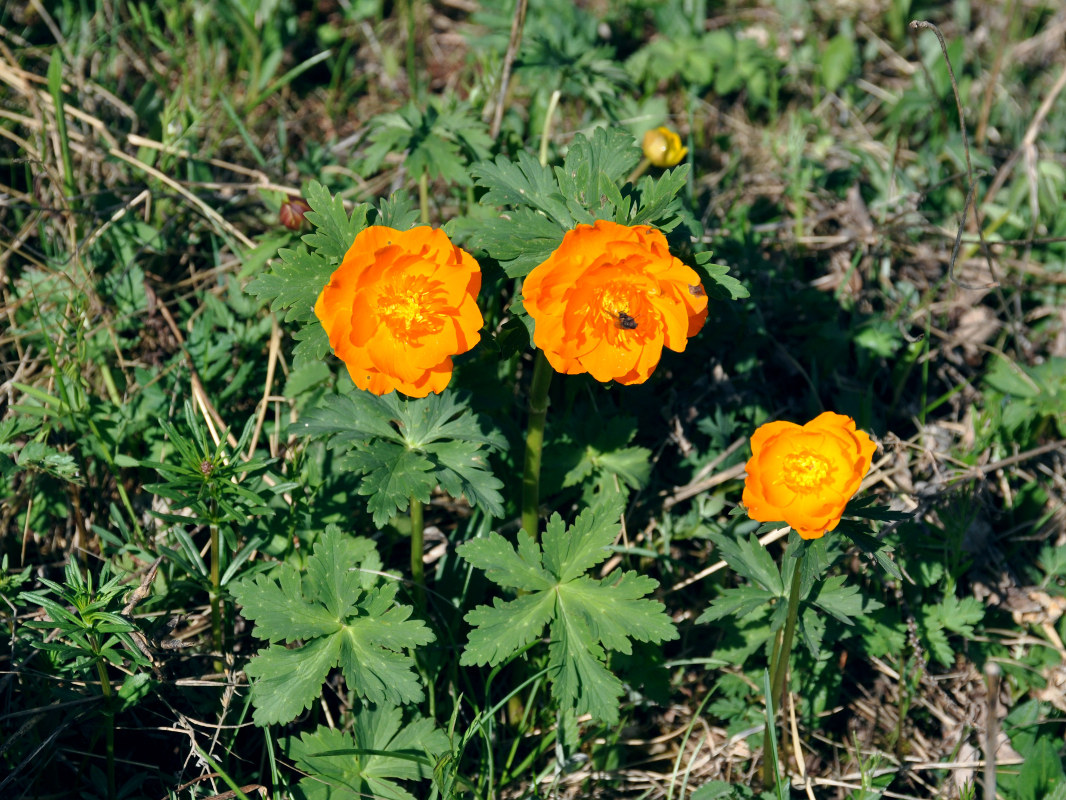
top-left (742, 412), bottom-right (877, 539)
top-left (522, 220), bottom-right (708, 385)
top-left (315, 225), bottom-right (483, 398)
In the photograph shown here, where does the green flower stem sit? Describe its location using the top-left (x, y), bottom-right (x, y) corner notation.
top-left (521, 350), bottom-right (553, 540)
top-left (410, 495), bottom-right (426, 608)
top-left (418, 169), bottom-right (430, 225)
top-left (538, 89), bottom-right (561, 167)
top-left (771, 552), bottom-right (804, 708)
top-left (209, 515), bottom-right (223, 671)
top-left (763, 541), bottom-right (806, 787)
top-left (92, 640), bottom-right (116, 800)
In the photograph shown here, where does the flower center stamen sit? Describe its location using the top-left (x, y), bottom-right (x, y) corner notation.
top-left (377, 277), bottom-right (439, 340)
top-left (596, 284), bottom-right (641, 330)
top-left (781, 450), bottom-right (832, 491)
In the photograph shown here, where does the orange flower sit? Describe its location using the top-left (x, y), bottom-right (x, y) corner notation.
top-left (522, 220), bottom-right (708, 385)
top-left (642, 127), bottom-right (688, 168)
top-left (742, 412), bottom-right (877, 539)
top-left (314, 225), bottom-right (483, 398)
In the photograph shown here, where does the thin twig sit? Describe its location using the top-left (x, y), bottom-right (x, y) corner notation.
top-left (487, 0), bottom-right (528, 140)
top-left (909, 20), bottom-right (999, 290)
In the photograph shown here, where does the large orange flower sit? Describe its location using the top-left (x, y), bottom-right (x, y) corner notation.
top-left (314, 225), bottom-right (483, 398)
top-left (522, 220), bottom-right (708, 385)
top-left (742, 412), bottom-right (877, 539)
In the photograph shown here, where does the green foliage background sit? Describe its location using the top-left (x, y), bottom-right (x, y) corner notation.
top-left (2, 0), bottom-right (1066, 798)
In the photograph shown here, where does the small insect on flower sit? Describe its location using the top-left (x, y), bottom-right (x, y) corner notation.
top-left (688, 284), bottom-right (706, 297)
top-left (522, 220), bottom-right (708, 384)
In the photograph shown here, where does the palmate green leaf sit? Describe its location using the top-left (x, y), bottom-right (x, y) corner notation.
top-left (924, 625), bottom-right (953, 667)
top-left (798, 605), bottom-right (828, 659)
top-left (472, 150), bottom-right (574, 229)
top-left (244, 636), bottom-right (341, 725)
top-left (292, 321), bottom-right (330, 369)
top-left (225, 566), bottom-right (338, 642)
top-left (541, 498), bottom-right (620, 582)
top-left (810, 574), bottom-right (881, 625)
top-left (564, 445), bottom-right (651, 492)
top-left (462, 591), bottom-right (556, 665)
top-left (247, 181), bottom-right (368, 324)
top-left (558, 127), bottom-right (641, 193)
top-left (413, 134), bottom-right (472, 186)
top-left (556, 129), bottom-right (635, 225)
top-left (364, 99), bottom-right (490, 189)
top-left (230, 528), bottom-right (431, 726)
top-left (375, 192), bottom-right (420, 231)
top-left (286, 706), bottom-right (448, 800)
top-left (929, 594), bottom-right (984, 636)
top-left (558, 415), bottom-right (650, 497)
top-left (560, 570), bottom-right (674, 652)
top-left (246, 246), bottom-right (334, 324)
top-left (459, 499), bottom-right (678, 724)
top-left (694, 254), bottom-right (750, 301)
top-left (296, 391), bottom-right (406, 444)
top-left (430, 439), bottom-right (505, 519)
top-left (708, 531), bottom-right (783, 595)
top-left (302, 181), bottom-right (370, 262)
top-left (626, 166), bottom-right (689, 228)
top-left (340, 443), bottom-right (436, 526)
top-left (381, 390), bottom-right (505, 450)
top-left (839, 526), bottom-right (903, 581)
top-left (460, 531), bottom-right (554, 592)
top-left (296, 390), bottom-right (506, 525)
top-left (337, 585), bottom-right (432, 707)
top-left (696, 585), bottom-right (776, 623)
top-left (450, 210), bottom-right (565, 278)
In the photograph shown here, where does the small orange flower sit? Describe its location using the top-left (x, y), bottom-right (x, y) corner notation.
top-left (522, 220), bottom-right (708, 385)
top-left (742, 412), bottom-right (877, 539)
top-left (314, 225), bottom-right (483, 398)
top-left (642, 127), bottom-right (688, 168)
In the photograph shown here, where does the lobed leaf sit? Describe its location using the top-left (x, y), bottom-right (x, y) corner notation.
top-left (459, 500), bottom-right (677, 724)
top-left (472, 150), bottom-right (574, 229)
top-left (296, 390), bottom-right (506, 524)
top-left (697, 585), bottom-right (776, 623)
top-left (460, 591), bottom-right (556, 667)
top-left (457, 530), bottom-right (553, 593)
top-left (245, 246), bottom-right (333, 324)
top-left (245, 636), bottom-right (340, 726)
top-left (626, 166), bottom-right (689, 227)
top-left (231, 528), bottom-right (431, 726)
top-left (301, 181), bottom-right (370, 262)
top-left (286, 707), bottom-right (447, 800)
top-left (708, 531), bottom-right (784, 595)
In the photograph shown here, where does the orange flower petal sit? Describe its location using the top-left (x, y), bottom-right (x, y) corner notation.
top-left (742, 413), bottom-right (876, 539)
top-left (523, 220), bottom-right (708, 385)
top-left (314, 225), bottom-right (483, 397)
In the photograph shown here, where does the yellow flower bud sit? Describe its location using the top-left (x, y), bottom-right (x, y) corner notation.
top-left (641, 126), bottom-right (688, 168)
